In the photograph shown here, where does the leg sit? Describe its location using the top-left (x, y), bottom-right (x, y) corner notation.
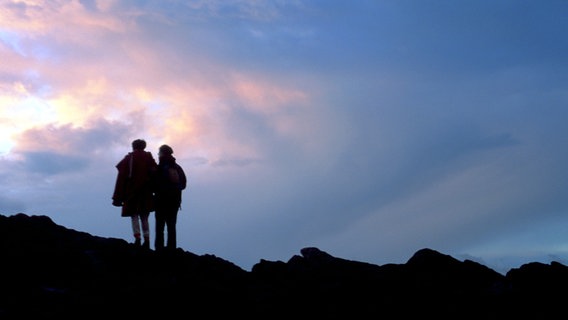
top-left (140, 212), bottom-right (150, 249)
top-left (131, 215), bottom-right (141, 245)
top-left (154, 210), bottom-right (166, 250)
top-left (165, 211), bottom-right (178, 250)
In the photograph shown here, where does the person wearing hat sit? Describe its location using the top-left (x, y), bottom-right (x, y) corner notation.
top-left (112, 139), bottom-right (157, 249)
top-left (154, 144), bottom-right (187, 251)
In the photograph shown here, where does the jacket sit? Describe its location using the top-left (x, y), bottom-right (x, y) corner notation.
top-left (154, 154), bottom-right (186, 212)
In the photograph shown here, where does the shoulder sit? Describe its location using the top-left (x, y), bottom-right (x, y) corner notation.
top-left (143, 151), bottom-right (157, 162)
top-left (116, 153), bottom-right (131, 166)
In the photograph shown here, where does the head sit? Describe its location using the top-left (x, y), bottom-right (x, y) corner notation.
top-left (158, 144), bottom-right (174, 157)
top-left (131, 139), bottom-right (147, 150)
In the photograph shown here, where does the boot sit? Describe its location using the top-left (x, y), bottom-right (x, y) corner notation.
top-left (134, 238), bottom-right (141, 247)
top-left (142, 237), bottom-right (150, 250)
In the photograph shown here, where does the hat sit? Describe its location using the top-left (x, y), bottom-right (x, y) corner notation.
top-left (159, 144), bottom-right (173, 155)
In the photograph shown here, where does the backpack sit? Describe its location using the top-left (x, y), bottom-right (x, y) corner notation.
top-left (163, 163), bottom-right (186, 191)
top-left (168, 166), bottom-right (181, 185)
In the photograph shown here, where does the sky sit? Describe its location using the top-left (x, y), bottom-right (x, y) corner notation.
top-left (1, 0), bottom-right (567, 274)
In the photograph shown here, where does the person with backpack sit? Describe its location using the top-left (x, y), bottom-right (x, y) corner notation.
top-left (154, 144), bottom-right (187, 251)
top-left (112, 139), bottom-right (157, 249)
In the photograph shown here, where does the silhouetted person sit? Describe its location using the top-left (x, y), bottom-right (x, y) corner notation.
top-left (154, 144), bottom-right (187, 251)
top-left (112, 139), bottom-right (157, 249)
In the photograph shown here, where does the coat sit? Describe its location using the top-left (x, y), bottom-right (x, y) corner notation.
top-left (112, 150), bottom-right (157, 217)
top-left (154, 154), bottom-right (186, 212)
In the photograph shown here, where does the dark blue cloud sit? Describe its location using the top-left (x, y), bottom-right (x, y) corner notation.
top-left (0, 195), bottom-right (26, 214)
top-left (20, 151), bottom-right (88, 175)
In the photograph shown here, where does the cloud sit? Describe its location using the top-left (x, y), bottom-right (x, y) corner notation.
top-left (0, 192), bottom-right (26, 213)
top-left (1, 118), bottom-right (133, 178)
top-left (21, 151), bottom-right (86, 175)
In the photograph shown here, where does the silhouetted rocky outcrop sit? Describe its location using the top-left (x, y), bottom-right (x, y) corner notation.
top-left (1, 213), bottom-right (567, 318)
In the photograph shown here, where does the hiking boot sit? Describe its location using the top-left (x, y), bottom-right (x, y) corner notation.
top-left (142, 241), bottom-right (150, 250)
top-left (134, 238), bottom-right (141, 246)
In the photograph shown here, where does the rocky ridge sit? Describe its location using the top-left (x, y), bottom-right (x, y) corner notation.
top-left (1, 213), bottom-right (567, 318)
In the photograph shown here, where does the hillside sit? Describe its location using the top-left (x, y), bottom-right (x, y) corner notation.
top-left (1, 213), bottom-right (567, 318)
